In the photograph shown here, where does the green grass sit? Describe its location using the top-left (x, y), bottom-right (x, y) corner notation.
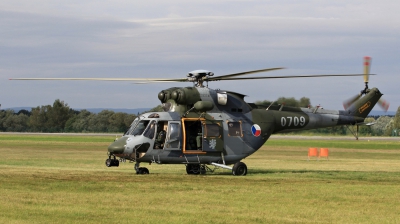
top-left (1, 134), bottom-right (400, 223)
top-left (266, 138), bottom-right (400, 149)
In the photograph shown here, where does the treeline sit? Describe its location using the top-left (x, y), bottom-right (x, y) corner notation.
top-left (1, 98), bottom-right (400, 136)
top-left (300, 115), bottom-right (399, 136)
top-left (0, 100), bottom-right (136, 133)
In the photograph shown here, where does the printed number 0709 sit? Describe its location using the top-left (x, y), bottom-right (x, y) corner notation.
top-left (281, 116), bottom-right (306, 127)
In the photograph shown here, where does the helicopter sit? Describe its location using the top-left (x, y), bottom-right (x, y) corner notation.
top-left (10, 57), bottom-right (389, 176)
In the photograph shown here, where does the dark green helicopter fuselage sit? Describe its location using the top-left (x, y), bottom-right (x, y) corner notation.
top-left (108, 86), bottom-right (382, 166)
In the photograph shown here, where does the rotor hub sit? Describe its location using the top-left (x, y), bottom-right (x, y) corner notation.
top-left (187, 70), bottom-right (214, 87)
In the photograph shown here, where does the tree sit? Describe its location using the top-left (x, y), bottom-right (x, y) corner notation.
top-left (299, 97), bottom-right (311, 108)
top-left (392, 106), bottom-right (400, 130)
top-left (108, 112), bottom-right (129, 132)
top-left (255, 97), bottom-right (312, 107)
top-left (371, 116), bottom-right (393, 136)
top-left (46, 99), bottom-right (73, 132)
top-left (0, 110), bottom-right (16, 131)
top-left (29, 106), bottom-right (48, 132)
top-left (358, 117), bottom-right (375, 136)
top-left (3, 113), bottom-right (29, 132)
top-left (64, 110), bottom-right (92, 132)
top-left (28, 99), bottom-right (74, 132)
top-left (124, 114), bottom-right (136, 128)
top-left (87, 110), bottom-right (114, 132)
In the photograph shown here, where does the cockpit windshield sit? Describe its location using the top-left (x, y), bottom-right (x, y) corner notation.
top-left (125, 118), bottom-right (150, 136)
top-left (125, 118), bottom-right (139, 135)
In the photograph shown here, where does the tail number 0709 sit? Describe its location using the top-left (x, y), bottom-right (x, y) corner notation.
top-left (281, 116), bottom-right (306, 127)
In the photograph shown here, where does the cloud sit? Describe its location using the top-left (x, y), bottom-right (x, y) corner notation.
top-left (1, 1), bottom-right (399, 110)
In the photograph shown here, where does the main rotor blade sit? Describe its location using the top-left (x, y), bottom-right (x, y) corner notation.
top-left (207, 67), bottom-right (285, 81)
top-left (9, 77), bottom-right (189, 82)
top-left (207, 73), bottom-right (374, 81)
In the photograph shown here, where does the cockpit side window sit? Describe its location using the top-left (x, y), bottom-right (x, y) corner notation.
top-left (143, 120), bottom-right (156, 139)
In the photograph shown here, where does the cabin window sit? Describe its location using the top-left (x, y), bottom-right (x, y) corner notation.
top-left (143, 120), bottom-right (156, 139)
top-left (205, 124), bottom-right (220, 137)
top-left (165, 122), bottom-right (181, 148)
top-left (227, 121), bottom-right (242, 137)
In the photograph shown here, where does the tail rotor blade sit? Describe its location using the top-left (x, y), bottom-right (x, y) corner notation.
top-left (378, 99), bottom-right (390, 112)
top-left (363, 56), bottom-right (371, 83)
top-left (343, 94), bottom-right (361, 110)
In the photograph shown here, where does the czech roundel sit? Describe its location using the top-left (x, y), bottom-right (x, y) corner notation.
top-left (251, 124), bottom-right (261, 137)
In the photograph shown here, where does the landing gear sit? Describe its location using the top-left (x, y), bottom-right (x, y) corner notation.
top-left (105, 156), bottom-right (119, 167)
top-left (135, 162), bottom-right (149, 175)
top-left (232, 162), bottom-right (247, 176)
top-left (186, 164), bottom-right (206, 175)
top-left (186, 162), bottom-right (248, 175)
top-left (137, 167), bottom-right (149, 174)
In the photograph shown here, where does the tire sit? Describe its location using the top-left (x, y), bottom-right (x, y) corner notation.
top-left (186, 164), bottom-right (201, 175)
top-left (112, 159), bottom-right (119, 167)
top-left (105, 159), bottom-right (112, 167)
top-left (186, 164), bottom-right (194, 174)
top-left (138, 167), bottom-right (149, 175)
top-left (200, 165), bottom-right (206, 175)
top-left (141, 167), bottom-right (149, 174)
top-left (232, 162), bottom-right (247, 176)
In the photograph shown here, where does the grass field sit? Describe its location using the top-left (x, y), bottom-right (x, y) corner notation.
top-left (1, 134), bottom-right (400, 223)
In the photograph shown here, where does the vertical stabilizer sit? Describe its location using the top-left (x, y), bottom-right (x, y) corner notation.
top-left (346, 88), bottom-right (383, 118)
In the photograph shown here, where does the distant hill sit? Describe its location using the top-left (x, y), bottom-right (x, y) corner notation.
top-left (3, 107), bottom-right (152, 115)
top-left (368, 110), bottom-right (396, 117)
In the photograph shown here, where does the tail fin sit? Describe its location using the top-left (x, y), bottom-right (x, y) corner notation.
top-left (346, 87), bottom-right (383, 118)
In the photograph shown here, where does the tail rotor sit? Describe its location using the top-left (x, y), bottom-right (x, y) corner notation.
top-left (343, 56), bottom-right (389, 112)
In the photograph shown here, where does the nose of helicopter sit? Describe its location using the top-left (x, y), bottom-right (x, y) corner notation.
top-left (108, 136), bottom-right (129, 154)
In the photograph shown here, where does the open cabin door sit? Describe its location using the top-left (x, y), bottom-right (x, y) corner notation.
top-left (182, 118), bottom-right (223, 153)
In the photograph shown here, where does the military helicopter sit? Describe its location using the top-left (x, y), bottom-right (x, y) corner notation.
top-left (10, 57), bottom-right (388, 175)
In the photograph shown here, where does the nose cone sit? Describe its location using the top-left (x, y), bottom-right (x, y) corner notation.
top-left (108, 136), bottom-right (129, 154)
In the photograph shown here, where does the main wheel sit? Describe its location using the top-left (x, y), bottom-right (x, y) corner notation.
top-left (186, 164), bottom-right (194, 174)
top-left (186, 164), bottom-right (202, 175)
top-left (200, 165), bottom-right (206, 175)
top-left (137, 167), bottom-right (149, 175)
top-left (232, 162), bottom-right (247, 176)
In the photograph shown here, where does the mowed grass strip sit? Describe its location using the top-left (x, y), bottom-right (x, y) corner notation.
top-left (0, 134), bottom-right (400, 223)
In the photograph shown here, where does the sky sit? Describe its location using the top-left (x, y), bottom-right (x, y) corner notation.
top-left (1, 1), bottom-right (399, 112)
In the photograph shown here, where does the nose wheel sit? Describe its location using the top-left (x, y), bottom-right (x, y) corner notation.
top-left (105, 155), bottom-right (119, 167)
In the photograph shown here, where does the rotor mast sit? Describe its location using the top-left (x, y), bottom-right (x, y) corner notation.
top-left (187, 70), bottom-right (214, 87)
